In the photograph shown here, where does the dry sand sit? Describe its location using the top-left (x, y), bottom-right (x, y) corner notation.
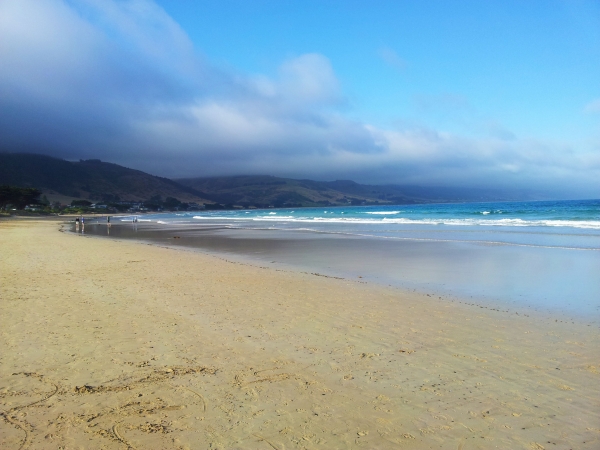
top-left (1, 219), bottom-right (598, 449)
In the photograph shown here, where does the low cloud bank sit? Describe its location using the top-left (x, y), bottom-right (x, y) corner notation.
top-left (0, 0), bottom-right (598, 198)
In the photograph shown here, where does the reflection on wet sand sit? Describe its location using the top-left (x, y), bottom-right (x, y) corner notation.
top-left (82, 221), bottom-right (600, 319)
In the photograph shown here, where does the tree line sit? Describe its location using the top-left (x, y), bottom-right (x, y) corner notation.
top-left (0, 185), bottom-right (42, 209)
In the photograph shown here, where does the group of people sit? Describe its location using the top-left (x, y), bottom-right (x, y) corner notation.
top-left (74, 215), bottom-right (108, 228)
top-left (74, 215), bottom-right (139, 228)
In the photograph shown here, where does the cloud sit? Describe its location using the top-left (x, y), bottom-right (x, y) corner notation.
top-left (0, 0), bottom-right (598, 199)
top-left (278, 54), bottom-right (342, 106)
top-left (377, 46), bottom-right (407, 71)
top-left (584, 98), bottom-right (600, 114)
top-left (484, 121), bottom-right (517, 141)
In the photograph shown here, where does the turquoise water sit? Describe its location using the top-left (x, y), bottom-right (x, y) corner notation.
top-left (116, 199), bottom-right (600, 250)
top-left (87, 199), bottom-right (600, 319)
top-left (185, 199), bottom-right (600, 231)
top-left (120, 198), bottom-right (600, 228)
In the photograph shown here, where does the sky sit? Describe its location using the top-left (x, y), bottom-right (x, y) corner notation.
top-left (0, 0), bottom-right (599, 198)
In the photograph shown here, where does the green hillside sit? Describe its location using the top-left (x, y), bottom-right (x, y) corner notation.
top-left (1, 153), bottom-right (524, 209)
top-left (177, 175), bottom-right (520, 208)
top-left (176, 175), bottom-right (392, 207)
top-left (0, 153), bottom-right (208, 204)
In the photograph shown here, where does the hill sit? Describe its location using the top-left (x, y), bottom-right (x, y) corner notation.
top-left (0, 153), bottom-right (208, 204)
top-left (1, 153), bottom-right (527, 209)
top-left (177, 175), bottom-right (523, 208)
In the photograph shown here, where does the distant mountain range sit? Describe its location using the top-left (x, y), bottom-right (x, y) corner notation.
top-left (1, 152), bottom-right (528, 207)
top-left (177, 175), bottom-right (524, 207)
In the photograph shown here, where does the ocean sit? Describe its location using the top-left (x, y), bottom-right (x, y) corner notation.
top-left (82, 199), bottom-right (600, 320)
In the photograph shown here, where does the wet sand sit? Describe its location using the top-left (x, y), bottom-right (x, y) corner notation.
top-left (1, 219), bottom-right (599, 449)
top-left (83, 220), bottom-right (600, 319)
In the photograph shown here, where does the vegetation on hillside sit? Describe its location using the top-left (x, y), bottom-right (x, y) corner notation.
top-left (176, 175), bottom-right (394, 208)
top-left (176, 175), bottom-right (520, 208)
top-left (0, 153), bottom-right (208, 204)
top-left (1, 152), bottom-right (525, 212)
top-left (0, 186), bottom-right (206, 215)
top-left (0, 185), bottom-right (42, 209)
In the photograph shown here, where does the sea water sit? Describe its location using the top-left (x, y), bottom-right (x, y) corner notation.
top-left (85, 199), bottom-right (600, 319)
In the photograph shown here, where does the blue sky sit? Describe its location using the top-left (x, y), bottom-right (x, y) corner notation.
top-left (1, 0), bottom-right (599, 197)
top-left (159, 0), bottom-right (599, 137)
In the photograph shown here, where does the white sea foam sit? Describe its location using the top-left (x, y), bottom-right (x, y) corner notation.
top-left (254, 215), bottom-right (295, 219)
top-left (365, 211), bottom-right (401, 215)
top-left (482, 211), bottom-right (490, 215)
top-left (190, 214), bottom-right (600, 229)
top-left (268, 212), bottom-right (277, 215)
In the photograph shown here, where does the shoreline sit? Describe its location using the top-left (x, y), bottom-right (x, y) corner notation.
top-left (85, 227), bottom-right (597, 326)
top-left (79, 219), bottom-right (600, 323)
top-left (1, 219), bottom-right (599, 449)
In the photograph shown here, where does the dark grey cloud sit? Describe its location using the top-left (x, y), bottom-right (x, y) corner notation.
top-left (0, 0), bottom-right (598, 199)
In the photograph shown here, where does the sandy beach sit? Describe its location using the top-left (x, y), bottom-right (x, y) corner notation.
top-left (1, 219), bottom-right (598, 449)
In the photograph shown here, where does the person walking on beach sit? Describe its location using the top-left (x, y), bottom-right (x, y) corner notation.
top-left (107, 216), bottom-right (111, 227)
